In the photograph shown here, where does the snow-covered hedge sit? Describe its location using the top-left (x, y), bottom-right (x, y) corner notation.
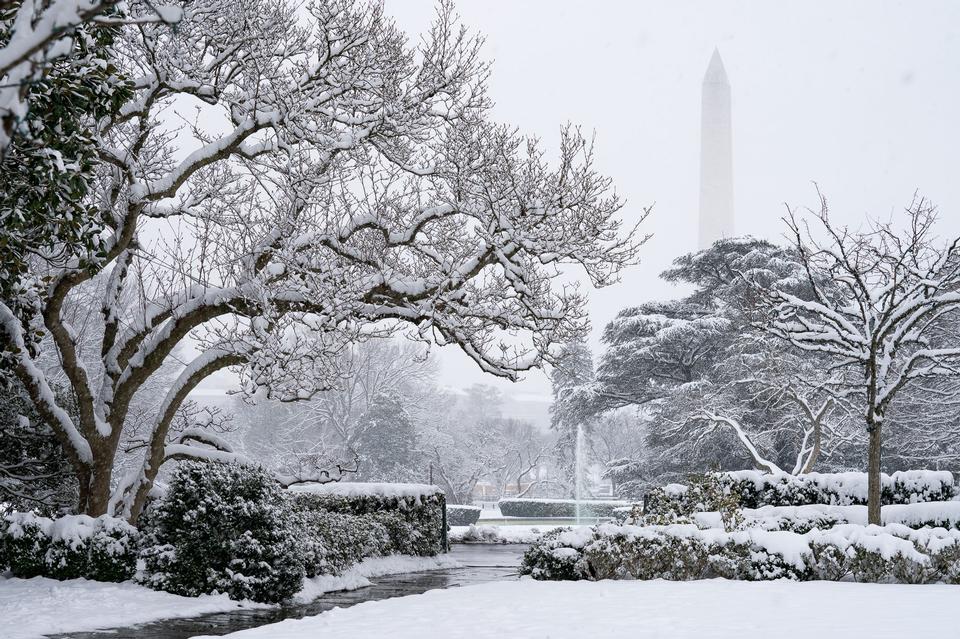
top-left (645, 471), bottom-right (956, 514)
top-left (288, 506), bottom-right (389, 577)
top-left (0, 512), bottom-right (138, 581)
top-left (289, 482), bottom-right (445, 556)
top-left (521, 522), bottom-right (960, 584)
top-left (498, 498), bottom-right (629, 519)
top-left (446, 505), bottom-right (481, 526)
top-left (139, 462), bottom-right (303, 603)
top-left (693, 502), bottom-right (960, 533)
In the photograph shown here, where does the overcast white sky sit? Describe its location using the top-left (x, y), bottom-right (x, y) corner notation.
top-left (376, 0), bottom-right (960, 405)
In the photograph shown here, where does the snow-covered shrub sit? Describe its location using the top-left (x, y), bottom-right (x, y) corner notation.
top-left (645, 475), bottom-right (746, 530)
top-left (288, 482), bottom-right (445, 557)
top-left (930, 541), bottom-right (960, 584)
top-left (521, 522), bottom-right (960, 584)
top-left (696, 502), bottom-right (960, 534)
top-left (45, 515), bottom-right (97, 579)
top-left (0, 512), bottom-right (136, 581)
top-left (809, 541), bottom-right (850, 580)
top-left (289, 505), bottom-right (389, 576)
top-left (706, 540), bottom-right (753, 580)
top-left (849, 545), bottom-right (892, 583)
top-left (583, 529), bottom-right (710, 580)
top-left (498, 498), bottom-right (629, 519)
top-left (3, 512), bottom-right (51, 577)
top-left (519, 527), bottom-right (584, 580)
top-left (647, 471), bottom-right (956, 514)
top-left (139, 461), bottom-right (303, 603)
top-left (87, 516), bottom-right (139, 582)
top-left (446, 505), bottom-right (481, 526)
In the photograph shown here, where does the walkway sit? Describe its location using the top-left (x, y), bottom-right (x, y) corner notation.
top-left (47, 544), bottom-right (526, 639)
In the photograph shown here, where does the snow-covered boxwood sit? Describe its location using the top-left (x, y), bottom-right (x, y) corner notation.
top-left (693, 502), bottom-right (960, 533)
top-left (288, 482), bottom-right (446, 556)
top-left (3, 512), bottom-right (51, 577)
top-left (86, 516), bottom-right (139, 582)
top-left (521, 522), bottom-right (960, 584)
top-left (498, 498), bottom-right (629, 519)
top-left (288, 505), bottom-right (388, 576)
top-left (1, 512), bottom-right (138, 581)
top-left (446, 504), bottom-right (481, 526)
top-left (646, 471), bottom-right (956, 514)
top-left (139, 461), bottom-right (303, 603)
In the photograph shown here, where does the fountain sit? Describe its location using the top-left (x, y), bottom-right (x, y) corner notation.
top-left (574, 423), bottom-right (585, 525)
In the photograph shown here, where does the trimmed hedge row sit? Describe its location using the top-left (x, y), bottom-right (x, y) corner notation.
top-left (289, 482), bottom-right (446, 557)
top-left (2, 466), bottom-right (446, 604)
top-left (521, 522), bottom-right (960, 584)
top-left (498, 498), bottom-right (629, 519)
top-left (0, 512), bottom-right (138, 581)
top-left (645, 471), bottom-right (956, 514)
top-left (446, 505), bottom-right (481, 526)
top-left (693, 502), bottom-right (960, 534)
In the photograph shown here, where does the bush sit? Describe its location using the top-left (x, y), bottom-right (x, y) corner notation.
top-left (45, 516), bottom-right (95, 580)
top-left (4, 512), bottom-right (51, 578)
top-left (646, 471), bottom-right (956, 514)
top-left (520, 522), bottom-right (960, 584)
top-left (289, 482), bottom-right (445, 557)
top-left (288, 504), bottom-right (389, 576)
top-left (498, 498), bottom-right (629, 519)
top-left (447, 505), bottom-right (481, 526)
top-left (519, 528), bottom-right (583, 581)
top-left (1, 512), bottom-right (138, 581)
top-left (139, 461), bottom-right (303, 603)
top-left (931, 541), bottom-right (960, 584)
top-left (809, 541), bottom-right (850, 581)
top-left (87, 517), bottom-right (139, 582)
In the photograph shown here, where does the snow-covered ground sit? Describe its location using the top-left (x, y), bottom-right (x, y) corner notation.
top-left (450, 523), bottom-right (588, 543)
top-left (0, 576), bottom-right (266, 639)
top-left (203, 578), bottom-right (956, 639)
top-left (0, 554), bottom-right (460, 639)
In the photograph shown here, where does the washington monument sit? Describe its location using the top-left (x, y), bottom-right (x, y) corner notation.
top-left (698, 48), bottom-right (734, 249)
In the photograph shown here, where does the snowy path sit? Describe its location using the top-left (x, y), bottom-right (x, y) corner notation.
top-left (43, 545), bottom-right (525, 639)
top-left (203, 578), bottom-right (957, 639)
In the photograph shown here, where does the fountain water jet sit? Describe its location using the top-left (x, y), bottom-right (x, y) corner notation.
top-left (574, 423), bottom-right (585, 525)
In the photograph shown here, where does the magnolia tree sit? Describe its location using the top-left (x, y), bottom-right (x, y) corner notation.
top-left (0, 0), bottom-right (640, 521)
top-left (759, 195), bottom-right (960, 524)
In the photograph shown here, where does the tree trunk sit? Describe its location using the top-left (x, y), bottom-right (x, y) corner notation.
top-left (86, 460), bottom-right (114, 516)
top-left (866, 417), bottom-right (882, 525)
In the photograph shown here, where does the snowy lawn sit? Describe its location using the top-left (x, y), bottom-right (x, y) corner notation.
top-left (1, 554), bottom-right (460, 639)
top-left (0, 576), bottom-right (266, 639)
top-left (450, 523), bottom-right (590, 543)
top-left (205, 578), bottom-right (956, 639)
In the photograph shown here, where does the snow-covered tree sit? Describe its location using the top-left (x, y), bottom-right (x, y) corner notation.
top-left (0, 1), bottom-right (176, 156)
top-left (0, 380), bottom-right (78, 514)
top-left (238, 338), bottom-right (436, 477)
top-left (579, 238), bottom-right (858, 489)
top-left (757, 194), bottom-right (960, 524)
top-left (549, 337), bottom-right (596, 478)
top-left (0, 1), bottom-right (640, 521)
top-left (353, 392), bottom-right (420, 482)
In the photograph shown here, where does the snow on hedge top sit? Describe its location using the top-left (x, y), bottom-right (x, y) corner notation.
top-left (287, 482), bottom-right (442, 499)
top-left (723, 470), bottom-right (955, 499)
top-left (4, 512), bottom-right (136, 549)
top-left (655, 470), bottom-right (956, 507)
top-left (544, 521), bottom-right (948, 567)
